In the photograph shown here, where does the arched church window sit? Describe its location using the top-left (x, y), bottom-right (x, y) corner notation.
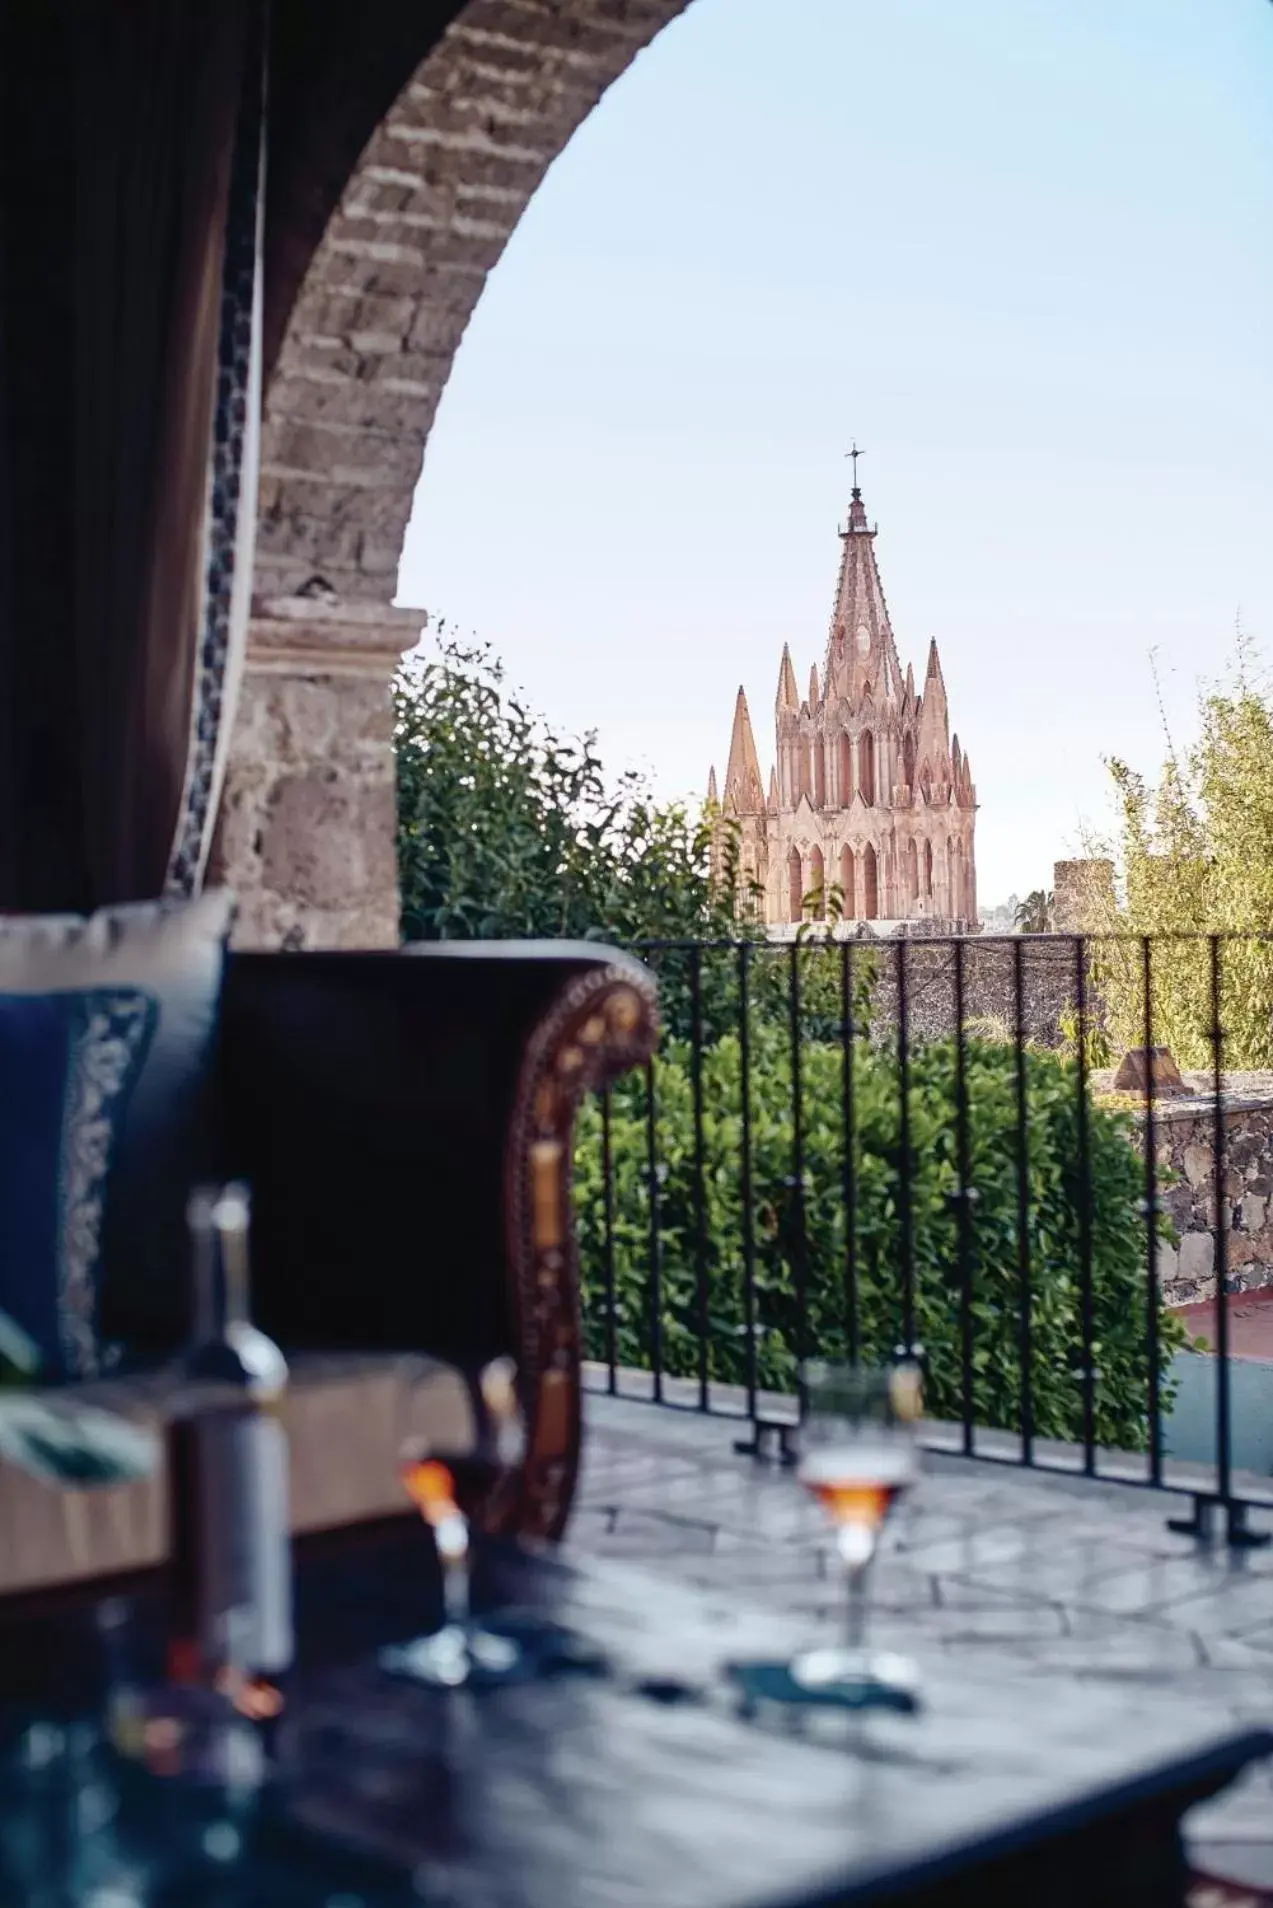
top-left (839, 732), bottom-right (853, 807)
top-left (946, 837), bottom-right (957, 914)
top-left (787, 846), bottom-right (802, 922)
top-left (906, 839), bottom-right (918, 902)
top-left (840, 844), bottom-right (856, 918)
top-left (859, 731), bottom-right (876, 807)
top-left (814, 740), bottom-right (826, 810)
top-left (863, 844), bottom-right (879, 920)
top-left (809, 846), bottom-right (825, 919)
top-left (903, 732), bottom-right (916, 790)
top-left (924, 839), bottom-right (934, 899)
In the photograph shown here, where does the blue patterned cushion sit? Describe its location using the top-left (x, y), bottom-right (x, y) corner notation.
top-left (0, 990), bottom-right (156, 1380)
top-left (0, 891), bottom-right (233, 1362)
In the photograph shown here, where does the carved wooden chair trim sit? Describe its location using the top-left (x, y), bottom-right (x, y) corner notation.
top-left (498, 958), bottom-right (658, 1539)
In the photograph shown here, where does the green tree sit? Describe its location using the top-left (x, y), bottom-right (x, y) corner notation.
top-left (394, 635), bottom-right (760, 1037)
top-left (1013, 890), bottom-right (1054, 933)
top-left (1084, 638), bottom-right (1273, 1067)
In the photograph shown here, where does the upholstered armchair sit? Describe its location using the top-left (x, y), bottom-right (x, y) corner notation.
top-left (0, 928), bottom-right (656, 1595)
top-left (211, 943), bottom-right (657, 1540)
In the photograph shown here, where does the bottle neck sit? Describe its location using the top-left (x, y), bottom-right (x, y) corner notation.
top-left (188, 1189), bottom-right (222, 1344)
top-left (219, 1232), bottom-right (249, 1329)
top-left (189, 1185), bottom-right (253, 1345)
top-left (214, 1187), bottom-right (253, 1332)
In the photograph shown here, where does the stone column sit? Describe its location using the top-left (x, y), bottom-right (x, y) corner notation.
top-left (208, 594), bottom-right (425, 950)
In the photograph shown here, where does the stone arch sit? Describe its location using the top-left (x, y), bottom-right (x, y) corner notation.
top-left (840, 843), bottom-right (856, 918)
top-left (787, 845), bottom-right (803, 923)
top-left (809, 845), bottom-right (825, 918)
top-left (859, 731), bottom-right (876, 808)
top-left (862, 843), bottom-right (879, 920)
top-left (256, 0), bottom-right (692, 601)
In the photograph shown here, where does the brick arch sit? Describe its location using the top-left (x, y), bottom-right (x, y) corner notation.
top-left (255, 0), bottom-right (692, 602)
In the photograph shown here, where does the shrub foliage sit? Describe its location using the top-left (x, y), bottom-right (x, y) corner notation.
top-left (576, 1002), bottom-right (1184, 1451)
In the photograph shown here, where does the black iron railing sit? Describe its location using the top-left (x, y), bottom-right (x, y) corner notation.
top-left (576, 932), bottom-right (1273, 1547)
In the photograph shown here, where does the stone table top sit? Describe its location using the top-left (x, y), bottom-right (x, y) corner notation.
top-left (0, 1513), bottom-right (1267, 1908)
top-left (572, 1393), bottom-right (1273, 1896)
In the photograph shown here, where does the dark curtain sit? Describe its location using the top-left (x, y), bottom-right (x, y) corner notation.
top-left (0, 1), bottom-right (259, 913)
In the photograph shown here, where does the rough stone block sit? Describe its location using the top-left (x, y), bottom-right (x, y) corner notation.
top-left (1155, 1240), bottom-right (1179, 1286)
top-left (261, 772), bottom-right (397, 913)
top-left (1183, 1143), bottom-right (1213, 1189)
top-left (1178, 1231), bottom-right (1216, 1283)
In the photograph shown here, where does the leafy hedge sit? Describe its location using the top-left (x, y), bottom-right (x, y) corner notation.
top-left (575, 1025), bottom-right (1184, 1451)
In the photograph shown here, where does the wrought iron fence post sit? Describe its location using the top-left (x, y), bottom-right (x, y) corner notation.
top-left (895, 939), bottom-right (917, 1362)
top-left (1013, 935), bottom-right (1034, 1464)
top-left (841, 938), bottom-right (859, 1365)
top-left (644, 1056), bottom-right (663, 1405)
top-left (952, 937), bottom-right (975, 1456)
top-left (689, 944), bottom-right (710, 1411)
top-left (601, 1086), bottom-right (617, 1395)
top-left (789, 940), bottom-right (810, 1410)
top-left (1074, 935), bottom-right (1096, 1474)
top-left (1142, 935), bottom-right (1162, 1487)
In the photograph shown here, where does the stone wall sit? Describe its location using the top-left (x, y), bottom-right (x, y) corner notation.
top-left (208, 595), bottom-right (423, 948)
top-left (1133, 1085), bottom-right (1273, 1309)
top-left (860, 934), bottom-right (1080, 1047)
top-left (1052, 857), bottom-right (1114, 932)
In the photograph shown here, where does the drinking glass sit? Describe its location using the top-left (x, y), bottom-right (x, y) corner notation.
top-left (791, 1359), bottom-right (922, 1707)
top-left (381, 1356), bottom-right (525, 1688)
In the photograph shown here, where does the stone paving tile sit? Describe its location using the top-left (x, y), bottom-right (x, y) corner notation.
top-left (1071, 1551), bottom-right (1271, 1617)
top-left (931, 1536), bottom-right (1162, 1603)
top-left (575, 1395), bottom-right (1273, 1883)
top-left (1150, 1573), bottom-right (1273, 1635)
top-left (568, 1504), bottom-right (718, 1560)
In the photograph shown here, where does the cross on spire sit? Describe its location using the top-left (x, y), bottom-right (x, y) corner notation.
top-left (846, 441), bottom-right (864, 493)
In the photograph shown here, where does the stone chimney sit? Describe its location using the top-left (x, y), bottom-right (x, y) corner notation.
top-left (1052, 858), bottom-right (1115, 932)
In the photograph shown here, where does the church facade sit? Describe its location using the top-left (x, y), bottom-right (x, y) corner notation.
top-left (709, 479), bottom-right (978, 931)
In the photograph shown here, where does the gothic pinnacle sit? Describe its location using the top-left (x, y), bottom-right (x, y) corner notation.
top-left (777, 644), bottom-right (800, 713)
top-left (724, 687), bottom-right (764, 814)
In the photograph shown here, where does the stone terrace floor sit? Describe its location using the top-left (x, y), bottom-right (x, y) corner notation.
top-left (567, 1393), bottom-right (1273, 1897)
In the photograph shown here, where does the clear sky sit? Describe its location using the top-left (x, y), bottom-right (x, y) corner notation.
top-left (397, 0), bottom-right (1273, 907)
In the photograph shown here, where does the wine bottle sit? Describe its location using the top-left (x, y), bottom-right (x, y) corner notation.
top-left (166, 1183), bottom-right (293, 1696)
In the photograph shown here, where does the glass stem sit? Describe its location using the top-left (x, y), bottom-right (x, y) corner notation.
top-left (436, 1513), bottom-right (471, 1633)
top-left (838, 1523), bottom-right (876, 1655)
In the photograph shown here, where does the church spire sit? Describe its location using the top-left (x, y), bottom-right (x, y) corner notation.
top-left (707, 765), bottom-right (718, 805)
top-left (916, 637), bottom-right (950, 772)
top-left (776, 643), bottom-right (799, 714)
top-left (723, 686), bottom-right (765, 815)
top-left (824, 466), bottom-right (902, 705)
